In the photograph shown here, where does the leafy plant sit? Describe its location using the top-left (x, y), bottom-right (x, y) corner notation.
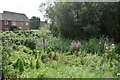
top-left (19, 59), bottom-right (25, 72)
top-left (24, 38), bottom-right (36, 50)
top-left (13, 59), bottom-right (24, 72)
top-left (36, 59), bottom-right (40, 69)
top-left (30, 60), bottom-right (34, 69)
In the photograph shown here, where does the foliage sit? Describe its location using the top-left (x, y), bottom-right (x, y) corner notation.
top-left (24, 38), bottom-right (36, 50)
top-left (13, 59), bottom-right (25, 72)
top-left (49, 23), bottom-right (60, 37)
top-left (30, 59), bottom-right (34, 69)
top-left (29, 16), bottom-right (41, 29)
top-left (81, 38), bottom-right (105, 54)
top-left (36, 59), bottom-right (40, 69)
top-left (18, 45), bottom-right (33, 54)
top-left (46, 2), bottom-right (120, 42)
top-left (47, 38), bottom-right (71, 53)
top-left (115, 43), bottom-right (120, 54)
top-left (1, 29), bottom-right (119, 78)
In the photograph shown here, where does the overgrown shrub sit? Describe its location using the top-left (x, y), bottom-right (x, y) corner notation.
top-left (49, 23), bottom-right (60, 37)
top-left (1, 28), bottom-right (119, 78)
top-left (13, 59), bottom-right (25, 72)
top-left (30, 59), bottom-right (34, 69)
top-left (115, 43), bottom-right (120, 54)
top-left (81, 38), bottom-right (105, 54)
top-left (24, 38), bottom-right (36, 50)
top-left (41, 53), bottom-right (47, 60)
top-left (48, 38), bottom-right (71, 52)
top-left (18, 45), bottom-right (33, 54)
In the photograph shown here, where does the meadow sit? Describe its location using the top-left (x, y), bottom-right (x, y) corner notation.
top-left (0, 27), bottom-right (119, 78)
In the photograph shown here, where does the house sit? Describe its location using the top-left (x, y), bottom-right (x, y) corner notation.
top-left (0, 11), bottom-right (30, 31)
top-left (0, 13), bottom-right (2, 31)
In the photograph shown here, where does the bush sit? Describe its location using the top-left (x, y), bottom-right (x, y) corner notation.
top-left (33, 49), bottom-right (40, 58)
top-left (49, 23), bottom-right (60, 37)
top-left (24, 38), bottom-right (36, 50)
top-left (13, 59), bottom-right (21, 69)
top-left (30, 59), bottom-right (34, 69)
top-left (48, 38), bottom-right (71, 52)
top-left (33, 27), bottom-right (52, 39)
top-left (13, 59), bottom-right (25, 72)
top-left (11, 37), bottom-right (25, 45)
top-left (81, 38), bottom-right (105, 54)
top-left (19, 59), bottom-right (25, 72)
top-left (13, 44), bottom-right (19, 51)
top-left (41, 53), bottom-right (47, 60)
top-left (115, 43), bottom-right (120, 54)
top-left (18, 45), bottom-right (33, 54)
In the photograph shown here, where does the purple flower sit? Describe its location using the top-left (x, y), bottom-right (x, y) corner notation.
top-left (70, 40), bottom-right (81, 50)
top-left (76, 41), bottom-right (81, 47)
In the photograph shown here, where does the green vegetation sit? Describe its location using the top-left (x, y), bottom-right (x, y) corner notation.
top-left (46, 2), bottom-right (120, 42)
top-left (29, 16), bottom-right (41, 29)
top-left (0, 2), bottom-right (120, 79)
top-left (1, 27), bottom-right (119, 78)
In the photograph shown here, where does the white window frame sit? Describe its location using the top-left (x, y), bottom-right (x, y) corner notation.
top-left (12, 21), bottom-right (16, 26)
top-left (4, 20), bottom-right (8, 25)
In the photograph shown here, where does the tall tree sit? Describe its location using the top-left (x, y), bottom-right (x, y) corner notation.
top-left (29, 16), bottom-right (40, 29)
top-left (46, 2), bottom-right (120, 42)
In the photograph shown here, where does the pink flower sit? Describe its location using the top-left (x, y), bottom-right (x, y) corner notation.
top-left (70, 40), bottom-right (81, 49)
top-left (76, 41), bottom-right (81, 47)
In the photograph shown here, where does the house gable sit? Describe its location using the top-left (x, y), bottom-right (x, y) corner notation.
top-left (0, 13), bottom-right (2, 31)
top-left (0, 11), bottom-right (30, 31)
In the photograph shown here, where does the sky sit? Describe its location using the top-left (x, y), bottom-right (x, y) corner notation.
top-left (0, 0), bottom-right (49, 21)
top-left (0, 0), bottom-right (119, 21)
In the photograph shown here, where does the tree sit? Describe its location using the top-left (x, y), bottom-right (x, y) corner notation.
top-left (46, 2), bottom-right (102, 38)
top-left (100, 2), bottom-right (120, 42)
top-left (46, 2), bottom-right (120, 42)
top-left (29, 16), bottom-right (40, 29)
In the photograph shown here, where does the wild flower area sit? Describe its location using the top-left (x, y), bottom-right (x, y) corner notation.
top-left (0, 27), bottom-right (119, 78)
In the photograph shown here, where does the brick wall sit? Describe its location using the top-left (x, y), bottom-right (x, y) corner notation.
top-left (2, 20), bottom-right (11, 31)
top-left (15, 21), bottom-right (30, 30)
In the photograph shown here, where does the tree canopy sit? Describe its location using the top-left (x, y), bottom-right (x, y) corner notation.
top-left (29, 16), bottom-right (41, 29)
top-left (46, 2), bottom-right (120, 42)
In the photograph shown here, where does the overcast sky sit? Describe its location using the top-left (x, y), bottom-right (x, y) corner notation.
top-left (0, 0), bottom-right (48, 21)
top-left (1, 0), bottom-right (119, 21)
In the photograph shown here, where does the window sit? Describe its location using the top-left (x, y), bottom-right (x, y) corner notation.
top-left (4, 20), bottom-right (8, 25)
top-left (26, 22), bottom-right (29, 26)
top-left (12, 21), bottom-right (16, 26)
